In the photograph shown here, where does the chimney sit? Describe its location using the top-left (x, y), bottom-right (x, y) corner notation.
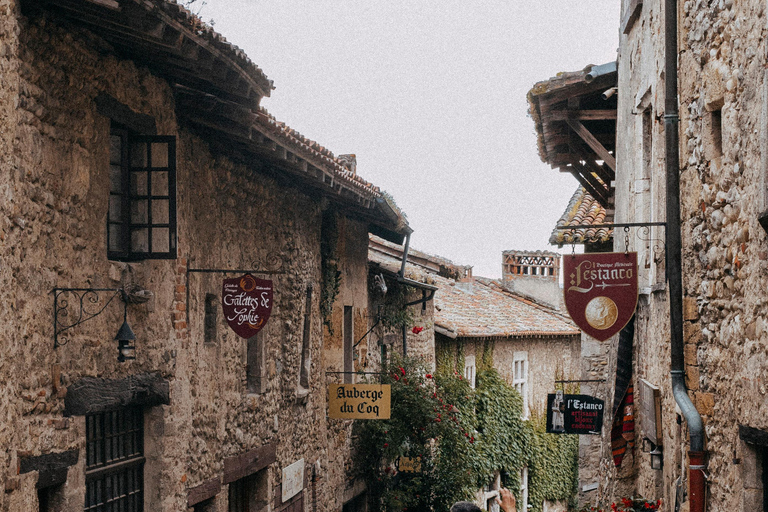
top-left (338, 154), bottom-right (357, 174)
top-left (501, 250), bottom-right (563, 310)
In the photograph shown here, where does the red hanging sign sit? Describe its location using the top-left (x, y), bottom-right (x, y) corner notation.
top-left (563, 252), bottom-right (638, 341)
top-left (222, 274), bottom-right (273, 338)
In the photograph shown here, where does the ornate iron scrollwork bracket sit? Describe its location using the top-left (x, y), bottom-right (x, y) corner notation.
top-left (555, 221), bottom-right (667, 255)
top-left (53, 288), bottom-right (123, 348)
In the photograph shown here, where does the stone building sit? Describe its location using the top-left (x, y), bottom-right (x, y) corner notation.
top-left (606, 0), bottom-right (768, 510)
top-left (534, 1), bottom-right (768, 510)
top-left (431, 252), bottom-right (580, 512)
top-left (0, 1), bottom-right (410, 511)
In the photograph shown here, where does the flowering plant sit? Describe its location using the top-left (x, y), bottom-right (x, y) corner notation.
top-left (579, 497), bottom-right (662, 512)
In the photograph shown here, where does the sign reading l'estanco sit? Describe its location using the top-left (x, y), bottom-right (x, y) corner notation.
top-left (563, 252), bottom-right (638, 341)
top-left (328, 383), bottom-right (391, 419)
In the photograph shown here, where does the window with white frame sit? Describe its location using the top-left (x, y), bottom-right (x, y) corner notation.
top-left (513, 352), bottom-right (529, 419)
top-left (464, 355), bottom-right (476, 389)
top-left (519, 466), bottom-right (529, 512)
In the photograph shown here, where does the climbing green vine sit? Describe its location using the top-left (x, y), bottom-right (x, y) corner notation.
top-left (354, 355), bottom-right (579, 512)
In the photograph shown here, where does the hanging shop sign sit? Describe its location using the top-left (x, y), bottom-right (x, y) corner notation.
top-left (222, 273), bottom-right (273, 338)
top-left (563, 252), bottom-right (638, 341)
top-left (396, 456), bottom-right (422, 474)
top-left (328, 383), bottom-right (391, 419)
top-left (546, 391), bottom-right (604, 435)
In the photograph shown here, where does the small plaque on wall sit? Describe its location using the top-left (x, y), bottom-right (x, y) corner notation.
top-left (282, 459), bottom-right (304, 502)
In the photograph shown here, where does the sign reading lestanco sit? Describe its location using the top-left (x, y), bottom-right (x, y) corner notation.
top-left (563, 252), bottom-right (638, 341)
top-left (547, 392), bottom-right (604, 435)
top-left (222, 273), bottom-right (273, 338)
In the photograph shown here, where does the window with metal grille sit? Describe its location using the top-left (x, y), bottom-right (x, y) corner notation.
top-left (108, 127), bottom-right (177, 261)
top-left (84, 408), bottom-right (144, 512)
top-left (228, 470), bottom-right (268, 512)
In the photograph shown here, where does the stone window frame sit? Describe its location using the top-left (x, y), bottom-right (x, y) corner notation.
top-left (107, 127), bottom-right (178, 261)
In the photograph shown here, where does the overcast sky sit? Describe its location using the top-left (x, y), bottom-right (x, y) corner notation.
top-left (199, 1), bottom-right (620, 278)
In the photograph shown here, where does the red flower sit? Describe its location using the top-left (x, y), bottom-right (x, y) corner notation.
top-left (412, 326), bottom-right (424, 334)
top-left (470, 436), bottom-right (474, 443)
top-left (383, 443), bottom-right (389, 448)
top-left (393, 375), bottom-right (400, 381)
top-left (622, 498), bottom-right (633, 507)
top-left (425, 374), bottom-right (432, 379)
top-left (400, 367), bottom-right (406, 375)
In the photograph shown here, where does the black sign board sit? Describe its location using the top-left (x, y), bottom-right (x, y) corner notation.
top-left (546, 392), bottom-right (604, 435)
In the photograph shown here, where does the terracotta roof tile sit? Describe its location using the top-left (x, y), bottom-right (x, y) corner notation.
top-left (549, 186), bottom-right (613, 247)
top-left (434, 276), bottom-right (579, 339)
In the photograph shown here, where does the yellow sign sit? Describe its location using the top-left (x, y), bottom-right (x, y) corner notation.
top-left (328, 384), bottom-right (391, 419)
top-left (397, 457), bottom-right (422, 473)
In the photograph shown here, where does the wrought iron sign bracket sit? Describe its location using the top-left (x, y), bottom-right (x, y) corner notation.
top-left (53, 288), bottom-right (123, 349)
top-left (557, 221), bottom-right (666, 258)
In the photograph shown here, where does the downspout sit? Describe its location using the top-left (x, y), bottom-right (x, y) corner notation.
top-left (664, 0), bottom-right (706, 510)
top-left (399, 231), bottom-right (412, 356)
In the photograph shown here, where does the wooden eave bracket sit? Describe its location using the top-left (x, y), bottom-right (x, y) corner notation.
top-left (621, 0), bottom-right (643, 34)
top-left (566, 118), bottom-right (616, 171)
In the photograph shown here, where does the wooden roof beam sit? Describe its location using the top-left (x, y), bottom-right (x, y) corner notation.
top-left (550, 109), bottom-right (617, 121)
top-left (566, 118), bottom-right (616, 171)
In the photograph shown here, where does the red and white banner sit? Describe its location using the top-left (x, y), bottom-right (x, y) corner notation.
top-left (222, 274), bottom-right (273, 338)
top-left (563, 252), bottom-right (638, 341)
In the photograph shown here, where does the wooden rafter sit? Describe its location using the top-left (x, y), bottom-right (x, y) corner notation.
top-left (566, 118), bottom-right (616, 171)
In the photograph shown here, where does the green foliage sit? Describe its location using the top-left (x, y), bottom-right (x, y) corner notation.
top-left (527, 415), bottom-right (579, 512)
top-left (355, 359), bottom-right (580, 512)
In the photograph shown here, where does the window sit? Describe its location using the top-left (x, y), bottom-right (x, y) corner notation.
top-left (247, 332), bottom-right (265, 394)
top-left (519, 467), bottom-right (529, 512)
top-left (513, 352), bottom-right (529, 419)
top-left (299, 285), bottom-right (313, 392)
top-left (85, 408), bottom-right (144, 512)
top-left (204, 293), bottom-right (218, 344)
top-left (464, 355), bottom-right (476, 389)
top-left (108, 127), bottom-right (176, 261)
top-left (344, 306), bottom-right (353, 384)
top-left (228, 469), bottom-right (268, 512)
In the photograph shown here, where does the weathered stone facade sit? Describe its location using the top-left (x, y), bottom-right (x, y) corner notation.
top-left (0, 2), bottom-right (409, 511)
top-left (604, 0), bottom-right (768, 510)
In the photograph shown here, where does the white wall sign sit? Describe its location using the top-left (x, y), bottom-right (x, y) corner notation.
top-left (282, 458), bottom-right (305, 502)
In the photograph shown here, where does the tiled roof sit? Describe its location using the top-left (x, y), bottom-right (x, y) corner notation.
top-left (549, 186), bottom-right (613, 247)
top-left (433, 276), bottom-right (579, 339)
top-left (256, 109), bottom-right (382, 199)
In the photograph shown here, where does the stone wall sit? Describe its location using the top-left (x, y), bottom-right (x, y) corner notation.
top-left (0, 5), bottom-right (373, 511)
top-left (609, 0), bottom-right (768, 510)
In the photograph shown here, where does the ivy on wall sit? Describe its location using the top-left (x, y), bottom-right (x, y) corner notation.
top-left (354, 355), bottom-right (579, 512)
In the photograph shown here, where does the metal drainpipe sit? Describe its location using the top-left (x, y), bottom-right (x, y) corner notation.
top-left (664, 0), bottom-right (706, 510)
top-left (399, 232), bottom-right (412, 356)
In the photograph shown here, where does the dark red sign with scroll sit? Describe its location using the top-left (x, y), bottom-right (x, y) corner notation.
top-left (563, 252), bottom-right (638, 341)
top-left (222, 274), bottom-right (273, 339)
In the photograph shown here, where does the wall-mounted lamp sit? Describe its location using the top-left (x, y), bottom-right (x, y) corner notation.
top-left (53, 287), bottom-right (141, 363)
top-left (115, 301), bottom-right (136, 362)
top-left (642, 438), bottom-right (663, 469)
top-left (649, 445), bottom-right (664, 470)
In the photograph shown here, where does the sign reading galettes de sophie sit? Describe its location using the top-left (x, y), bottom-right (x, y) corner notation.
top-left (563, 252), bottom-right (638, 341)
top-left (222, 273), bottom-right (273, 339)
top-left (328, 384), bottom-right (391, 419)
